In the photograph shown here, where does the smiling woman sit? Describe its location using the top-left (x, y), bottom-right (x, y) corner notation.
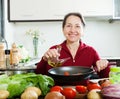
top-left (36, 12), bottom-right (110, 86)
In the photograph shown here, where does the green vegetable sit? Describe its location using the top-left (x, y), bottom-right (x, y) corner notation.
top-left (0, 74), bottom-right (10, 90)
top-left (38, 75), bottom-right (54, 95)
top-left (18, 45), bottom-right (31, 63)
top-left (0, 73), bottom-right (54, 98)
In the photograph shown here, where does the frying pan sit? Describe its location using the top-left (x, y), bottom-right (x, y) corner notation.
top-left (48, 66), bottom-right (94, 85)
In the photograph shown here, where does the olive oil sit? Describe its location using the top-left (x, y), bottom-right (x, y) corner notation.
top-left (48, 59), bottom-right (62, 67)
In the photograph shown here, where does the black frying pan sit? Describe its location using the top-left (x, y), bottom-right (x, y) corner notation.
top-left (48, 66), bottom-right (94, 84)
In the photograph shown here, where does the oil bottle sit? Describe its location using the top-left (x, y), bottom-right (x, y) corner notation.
top-left (10, 43), bottom-right (19, 66)
top-left (0, 43), bottom-right (5, 68)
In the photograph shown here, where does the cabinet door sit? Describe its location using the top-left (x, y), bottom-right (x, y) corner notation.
top-left (8, 0), bottom-right (113, 22)
top-left (113, 0), bottom-right (120, 19)
top-left (83, 0), bottom-right (113, 16)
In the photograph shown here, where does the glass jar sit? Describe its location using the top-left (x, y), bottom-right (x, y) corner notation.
top-left (109, 66), bottom-right (120, 84)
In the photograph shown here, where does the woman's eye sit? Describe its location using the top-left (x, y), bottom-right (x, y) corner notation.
top-left (76, 25), bottom-right (80, 28)
top-left (65, 24), bottom-right (81, 29)
top-left (66, 25), bottom-right (71, 27)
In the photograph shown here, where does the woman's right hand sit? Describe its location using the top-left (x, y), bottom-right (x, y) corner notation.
top-left (43, 48), bottom-right (60, 61)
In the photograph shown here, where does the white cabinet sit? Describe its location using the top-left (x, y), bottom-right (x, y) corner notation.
top-left (82, 0), bottom-right (113, 17)
top-left (8, 0), bottom-right (113, 22)
top-left (113, 0), bottom-right (120, 19)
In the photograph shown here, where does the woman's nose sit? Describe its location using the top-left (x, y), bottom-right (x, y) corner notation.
top-left (70, 26), bottom-right (76, 32)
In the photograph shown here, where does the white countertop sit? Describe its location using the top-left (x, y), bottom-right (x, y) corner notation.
top-left (101, 56), bottom-right (120, 59)
top-left (22, 58), bottom-right (40, 67)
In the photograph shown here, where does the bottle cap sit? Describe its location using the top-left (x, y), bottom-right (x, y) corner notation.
top-left (5, 49), bottom-right (10, 55)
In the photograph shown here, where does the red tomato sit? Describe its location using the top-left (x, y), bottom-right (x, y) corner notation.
top-left (75, 85), bottom-right (87, 94)
top-left (87, 82), bottom-right (101, 91)
top-left (61, 87), bottom-right (76, 99)
top-left (64, 71), bottom-right (70, 76)
top-left (50, 86), bottom-right (63, 92)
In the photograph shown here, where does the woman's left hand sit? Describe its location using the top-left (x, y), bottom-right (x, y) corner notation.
top-left (96, 59), bottom-right (109, 72)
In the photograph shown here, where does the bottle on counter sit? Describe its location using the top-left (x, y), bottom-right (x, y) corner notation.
top-left (5, 49), bottom-right (10, 69)
top-left (0, 43), bottom-right (5, 68)
top-left (10, 43), bottom-right (20, 66)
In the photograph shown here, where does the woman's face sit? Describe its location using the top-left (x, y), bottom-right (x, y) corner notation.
top-left (63, 15), bottom-right (84, 43)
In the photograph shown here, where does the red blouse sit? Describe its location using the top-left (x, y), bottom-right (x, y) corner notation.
top-left (35, 40), bottom-right (110, 78)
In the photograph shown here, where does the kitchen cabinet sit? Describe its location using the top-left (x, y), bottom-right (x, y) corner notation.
top-left (8, 0), bottom-right (113, 22)
top-left (82, 0), bottom-right (113, 17)
top-left (113, 0), bottom-right (120, 19)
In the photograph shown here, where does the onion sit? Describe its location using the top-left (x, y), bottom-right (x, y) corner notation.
top-left (21, 90), bottom-right (38, 99)
top-left (87, 89), bottom-right (102, 99)
top-left (44, 91), bottom-right (65, 99)
top-left (101, 84), bottom-right (120, 98)
top-left (25, 86), bottom-right (41, 96)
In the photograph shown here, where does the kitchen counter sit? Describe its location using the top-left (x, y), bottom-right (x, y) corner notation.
top-left (102, 56), bottom-right (120, 66)
top-left (102, 56), bottom-right (120, 59)
top-left (0, 58), bottom-right (40, 75)
top-left (22, 58), bottom-right (40, 67)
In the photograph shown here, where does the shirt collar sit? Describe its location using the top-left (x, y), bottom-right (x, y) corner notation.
top-left (61, 40), bottom-right (87, 50)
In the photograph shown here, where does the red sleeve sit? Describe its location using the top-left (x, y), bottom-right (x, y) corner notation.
top-left (35, 57), bottom-right (48, 74)
top-left (97, 65), bottom-right (110, 78)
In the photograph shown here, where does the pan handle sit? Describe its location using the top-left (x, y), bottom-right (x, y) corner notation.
top-left (108, 61), bottom-right (117, 66)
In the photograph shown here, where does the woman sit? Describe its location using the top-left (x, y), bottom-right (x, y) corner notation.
top-left (35, 12), bottom-right (109, 84)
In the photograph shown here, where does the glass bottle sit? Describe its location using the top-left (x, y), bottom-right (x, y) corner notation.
top-left (10, 43), bottom-right (19, 67)
top-left (5, 49), bottom-right (10, 69)
top-left (0, 43), bottom-right (5, 68)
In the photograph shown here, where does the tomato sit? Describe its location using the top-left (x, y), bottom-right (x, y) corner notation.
top-left (50, 86), bottom-right (63, 92)
top-left (87, 82), bottom-right (101, 91)
top-left (75, 85), bottom-right (87, 94)
top-left (64, 71), bottom-right (70, 76)
top-left (61, 87), bottom-right (76, 99)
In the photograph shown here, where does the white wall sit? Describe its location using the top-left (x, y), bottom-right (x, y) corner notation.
top-left (4, 0), bottom-right (120, 59)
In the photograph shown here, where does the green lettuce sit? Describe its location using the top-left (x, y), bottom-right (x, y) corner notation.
top-left (0, 73), bottom-right (54, 98)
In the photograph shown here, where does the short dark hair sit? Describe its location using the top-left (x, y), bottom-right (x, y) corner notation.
top-left (62, 12), bottom-right (86, 28)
